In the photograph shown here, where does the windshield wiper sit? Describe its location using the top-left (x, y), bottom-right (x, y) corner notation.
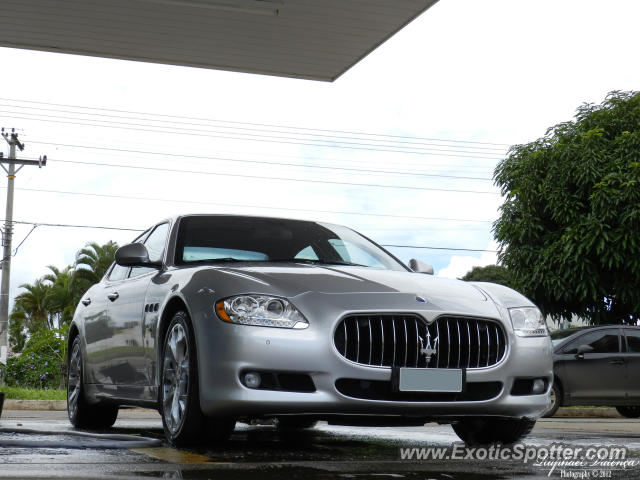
top-left (185, 257), bottom-right (247, 264)
top-left (269, 258), bottom-right (368, 267)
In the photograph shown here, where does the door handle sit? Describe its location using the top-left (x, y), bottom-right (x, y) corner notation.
top-left (609, 358), bottom-right (625, 366)
top-left (107, 292), bottom-right (120, 301)
top-left (81, 298), bottom-right (91, 306)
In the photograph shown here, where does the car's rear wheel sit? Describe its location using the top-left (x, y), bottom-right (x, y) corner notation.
top-left (452, 417), bottom-right (536, 445)
top-left (542, 382), bottom-right (562, 418)
top-left (67, 336), bottom-right (119, 429)
top-left (615, 406), bottom-right (640, 418)
top-left (161, 311), bottom-right (235, 445)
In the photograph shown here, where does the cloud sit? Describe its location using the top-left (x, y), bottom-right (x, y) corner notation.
top-left (436, 241), bottom-right (499, 280)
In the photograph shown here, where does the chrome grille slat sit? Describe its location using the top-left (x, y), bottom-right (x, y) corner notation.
top-left (435, 318), bottom-right (440, 367)
top-left (456, 318), bottom-right (462, 368)
top-left (445, 318), bottom-right (450, 368)
top-left (343, 321), bottom-right (348, 357)
top-left (335, 315), bottom-right (506, 370)
top-left (356, 318), bottom-right (360, 364)
top-left (414, 320), bottom-right (419, 368)
top-left (368, 317), bottom-right (373, 365)
top-left (392, 316), bottom-right (396, 366)
top-left (486, 323), bottom-right (491, 367)
top-left (403, 318), bottom-right (408, 366)
top-left (466, 321), bottom-right (471, 368)
top-left (380, 317), bottom-right (384, 366)
top-left (476, 321), bottom-right (481, 368)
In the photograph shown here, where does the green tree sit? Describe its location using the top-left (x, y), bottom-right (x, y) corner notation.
top-left (460, 265), bottom-right (515, 289)
top-left (43, 265), bottom-right (78, 328)
top-left (8, 307), bottom-right (28, 352)
top-left (493, 91), bottom-right (640, 324)
top-left (13, 279), bottom-right (53, 330)
top-left (73, 240), bottom-right (118, 293)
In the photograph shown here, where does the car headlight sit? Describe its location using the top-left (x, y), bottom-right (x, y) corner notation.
top-left (509, 307), bottom-right (547, 337)
top-left (215, 295), bottom-right (308, 329)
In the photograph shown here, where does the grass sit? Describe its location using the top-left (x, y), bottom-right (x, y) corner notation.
top-left (0, 386), bottom-right (66, 401)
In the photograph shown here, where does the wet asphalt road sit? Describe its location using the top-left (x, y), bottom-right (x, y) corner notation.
top-left (1, 410), bottom-right (640, 480)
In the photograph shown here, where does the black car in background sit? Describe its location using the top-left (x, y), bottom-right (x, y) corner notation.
top-left (544, 326), bottom-right (640, 417)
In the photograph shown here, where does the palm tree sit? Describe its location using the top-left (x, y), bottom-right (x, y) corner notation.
top-left (43, 265), bottom-right (77, 328)
top-left (8, 307), bottom-right (28, 352)
top-left (73, 241), bottom-right (119, 293)
top-left (14, 279), bottom-right (53, 330)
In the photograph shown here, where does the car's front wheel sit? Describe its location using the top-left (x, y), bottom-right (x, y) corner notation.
top-left (615, 406), bottom-right (640, 418)
top-left (67, 336), bottom-right (119, 429)
top-left (542, 382), bottom-right (562, 418)
top-left (452, 417), bottom-right (536, 445)
top-left (160, 311), bottom-right (235, 445)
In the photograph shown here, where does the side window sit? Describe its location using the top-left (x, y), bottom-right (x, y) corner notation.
top-left (108, 263), bottom-right (129, 282)
top-left (130, 223), bottom-right (170, 278)
top-left (561, 329), bottom-right (620, 354)
top-left (624, 330), bottom-right (640, 353)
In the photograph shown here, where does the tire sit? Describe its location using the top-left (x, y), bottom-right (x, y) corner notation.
top-left (276, 416), bottom-right (318, 431)
top-left (615, 406), bottom-right (640, 418)
top-left (160, 311), bottom-right (235, 445)
top-left (542, 382), bottom-right (562, 418)
top-left (452, 417), bottom-right (536, 445)
top-left (67, 336), bottom-right (119, 429)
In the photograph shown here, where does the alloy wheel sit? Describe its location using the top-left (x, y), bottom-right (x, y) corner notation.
top-left (67, 341), bottom-right (82, 418)
top-left (162, 323), bottom-right (190, 434)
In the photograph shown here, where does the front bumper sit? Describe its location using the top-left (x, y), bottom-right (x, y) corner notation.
top-left (192, 295), bottom-right (553, 421)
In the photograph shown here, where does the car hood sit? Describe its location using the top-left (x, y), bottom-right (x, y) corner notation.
top-left (188, 263), bottom-right (486, 302)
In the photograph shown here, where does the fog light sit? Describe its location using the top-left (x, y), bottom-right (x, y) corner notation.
top-left (532, 379), bottom-right (545, 394)
top-left (244, 372), bottom-right (262, 389)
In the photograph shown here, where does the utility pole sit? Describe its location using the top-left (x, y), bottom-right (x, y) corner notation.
top-left (0, 128), bottom-right (46, 368)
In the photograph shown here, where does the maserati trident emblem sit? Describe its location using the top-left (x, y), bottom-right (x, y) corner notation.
top-left (419, 330), bottom-right (439, 365)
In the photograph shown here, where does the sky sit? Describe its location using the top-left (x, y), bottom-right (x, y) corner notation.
top-left (0, 0), bottom-right (639, 308)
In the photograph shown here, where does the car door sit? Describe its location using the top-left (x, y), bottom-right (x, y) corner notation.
top-left (622, 328), bottom-right (640, 402)
top-left (83, 263), bottom-right (130, 385)
top-left (556, 328), bottom-right (625, 405)
top-left (105, 223), bottom-right (170, 386)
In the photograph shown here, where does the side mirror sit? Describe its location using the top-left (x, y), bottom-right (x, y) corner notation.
top-left (115, 243), bottom-right (161, 268)
top-left (575, 344), bottom-right (594, 359)
top-left (409, 258), bottom-right (434, 275)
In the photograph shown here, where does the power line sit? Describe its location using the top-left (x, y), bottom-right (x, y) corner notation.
top-left (0, 97), bottom-right (512, 148)
top-left (0, 103), bottom-right (508, 155)
top-left (8, 219), bottom-right (142, 232)
top-left (20, 159), bottom-right (501, 194)
top-left (3, 110), bottom-right (505, 160)
top-left (4, 220), bottom-right (496, 253)
top-left (3, 187), bottom-right (496, 223)
top-left (44, 156), bottom-right (493, 182)
top-left (22, 142), bottom-right (495, 181)
top-left (30, 139), bottom-right (497, 173)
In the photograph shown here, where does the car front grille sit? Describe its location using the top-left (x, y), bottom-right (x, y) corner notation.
top-left (333, 314), bottom-right (507, 369)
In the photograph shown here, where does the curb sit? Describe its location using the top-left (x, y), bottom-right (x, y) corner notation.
top-left (0, 400), bottom-right (625, 418)
top-left (2, 400), bottom-right (67, 411)
top-left (554, 407), bottom-right (622, 418)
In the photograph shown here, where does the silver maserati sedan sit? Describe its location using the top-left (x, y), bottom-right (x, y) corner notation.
top-left (67, 214), bottom-right (553, 445)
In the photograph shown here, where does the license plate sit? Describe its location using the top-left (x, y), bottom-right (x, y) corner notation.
top-left (397, 368), bottom-right (463, 392)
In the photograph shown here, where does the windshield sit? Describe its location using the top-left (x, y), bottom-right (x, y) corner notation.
top-left (550, 328), bottom-right (587, 347)
top-left (175, 216), bottom-right (407, 272)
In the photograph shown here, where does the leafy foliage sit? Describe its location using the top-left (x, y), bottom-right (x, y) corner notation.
top-left (493, 91), bottom-right (640, 324)
top-left (4, 327), bottom-right (68, 389)
top-left (460, 265), bottom-right (515, 289)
